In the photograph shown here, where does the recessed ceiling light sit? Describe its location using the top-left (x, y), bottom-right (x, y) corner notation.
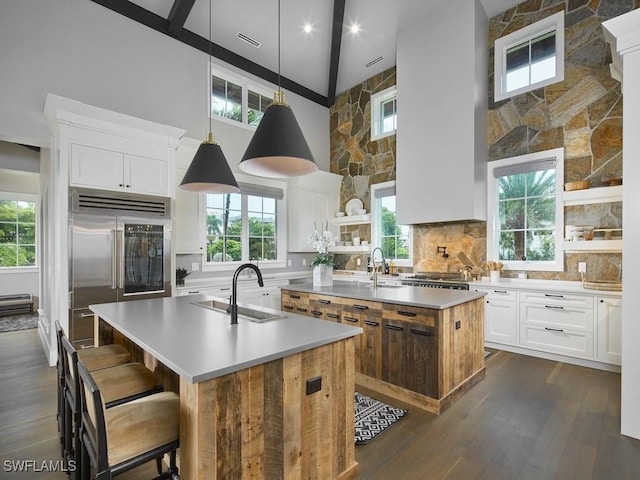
top-left (350, 23), bottom-right (360, 34)
top-left (303, 23), bottom-right (312, 34)
top-left (237, 32), bottom-right (261, 48)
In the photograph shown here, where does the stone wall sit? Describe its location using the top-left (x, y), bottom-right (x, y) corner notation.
top-left (487, 0), bottom-right (634, 281)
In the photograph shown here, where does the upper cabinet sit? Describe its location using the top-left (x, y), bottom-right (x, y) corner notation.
top-left (174, 141), bottom-right (205, 254)
top-left (70, 144), bottom-right (169, 196)
top-left (396, 0), bottom-right (487, 225)
top-left (287, 171), bottom-right (342, 252)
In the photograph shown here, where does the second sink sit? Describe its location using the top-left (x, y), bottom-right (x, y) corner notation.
top-left (194, 298), bottom-right (285, 323)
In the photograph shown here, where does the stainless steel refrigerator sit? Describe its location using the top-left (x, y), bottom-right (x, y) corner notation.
top-left (68, 188), bottom-right (172, 347)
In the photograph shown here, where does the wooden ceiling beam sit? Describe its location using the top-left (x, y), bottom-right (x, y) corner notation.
top-left (327, 0), bottom-right (346, 107)
top-left (167, 0), bottom-right (196, 36)
top-left (90, 0), bottom-right (328, 107)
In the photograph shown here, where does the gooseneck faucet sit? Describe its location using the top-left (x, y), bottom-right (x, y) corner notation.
top-left (371, 247), bottom-right (386, 289)
top-left (230, 263), bottom-right (264, 324)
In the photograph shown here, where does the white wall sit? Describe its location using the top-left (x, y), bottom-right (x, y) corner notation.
top-left (0, 0), bottom-right (330, 171)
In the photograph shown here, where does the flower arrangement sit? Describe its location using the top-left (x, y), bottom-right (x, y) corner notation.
top-left (308, 221), bottom-right (335, 268)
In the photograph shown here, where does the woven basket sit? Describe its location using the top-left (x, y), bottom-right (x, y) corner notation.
top-left (582, 280), bottom-right (622, 291)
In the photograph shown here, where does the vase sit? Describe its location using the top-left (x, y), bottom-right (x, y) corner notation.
top-left (313, 264), bottom-right (333, 287)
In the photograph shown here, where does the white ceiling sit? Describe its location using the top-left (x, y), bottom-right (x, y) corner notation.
top-left (125, 0), bottom-right (523, 103)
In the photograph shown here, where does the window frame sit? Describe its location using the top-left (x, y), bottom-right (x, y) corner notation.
top-left (201, 175), bottom-right (287, 272)
top-left (0, 191), bottom-right (39, 271)
top-left (494, 11), bottom-right (564, 102)
top-left (370, 181), bottom-right (412, 268)
top-left (209, 63), bottom-right (273, 130)
top-left (487, 148), bottom-right (564, 272)
top-left (371, 86), bottom-right (397, 141)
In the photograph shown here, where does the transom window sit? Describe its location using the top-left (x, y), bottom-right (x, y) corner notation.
top-left (210, 65), bottom-right (272, 128)
top-left (0, 195), bottom-right (37, 268)
top-left (203, 182), bottom-right (284, 268)
top-left (371, 181), bottom-right (411, 266)
top-left (371, 86), bottom-right (397, 141)
top-left (487, 148), bottom-right (564, 271)
top-left (494, 11), bottom-right (564, 101)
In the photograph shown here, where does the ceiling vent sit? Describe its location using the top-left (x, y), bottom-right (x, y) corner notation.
top-left (237, 32), bottom-right (261, 48)
top-left (365, 56), bottom-right (384, 68)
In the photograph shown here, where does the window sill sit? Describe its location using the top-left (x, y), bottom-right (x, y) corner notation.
top-left (201, 261), bottom-right (287, 273)
top-left (0, 266), bottom-right (39, 274)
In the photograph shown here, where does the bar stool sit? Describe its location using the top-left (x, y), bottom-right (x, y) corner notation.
top-left (61, 335), bottom-right (161, 477)
top-left (77, 361), bottom-right (180, 479)
top-left (55, 321), bottom-right (131, 457)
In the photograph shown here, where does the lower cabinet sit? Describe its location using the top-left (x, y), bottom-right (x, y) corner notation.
top-left (473, 287), bottom-right (518, 345)
top-left (597, 296), bottom-right (622, 365)
top-left (308, 293), bottom-right (342, 322)
top-left (381, 319), bottom-right (407, 389)
top-left (342, 299), bottom-right (382, 378)
top-left (281, 290), bottom-right (309, 315)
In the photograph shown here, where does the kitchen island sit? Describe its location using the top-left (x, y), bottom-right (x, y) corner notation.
top-left (281, 281), bottom-right (486, 414)
top-left (90, 294), bottom-right (362, 479)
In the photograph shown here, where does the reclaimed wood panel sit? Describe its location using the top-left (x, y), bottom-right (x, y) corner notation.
top-left (361, 313), bottom-right (382, 379)
top-left (382, 319), bottom-right (407, 388)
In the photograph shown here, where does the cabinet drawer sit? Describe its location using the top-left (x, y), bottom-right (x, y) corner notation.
top-left (519, 290), bottom-right (593, 309)
top-left (342, 299), bottom-right (382, 315)
top-left (177, 287), bottom-right (210, 296)
top-left (520, 303), bottom-right (594, 332)
top-left (382, 304), bottom-right (435, 327)
top-left (210, 286), bottom-right (232, 298)
top-left (281, 290), bottom-right (308, 303)
top-left (483, 288), bottom-right (517, 302)
top-left (520, 324), bottom-right (594, 358)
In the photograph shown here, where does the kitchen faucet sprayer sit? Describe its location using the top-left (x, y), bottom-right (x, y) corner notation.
top-left (371, 247), bottom-right (386, 289)
top-left (230, 263), bottom-right (264, 324)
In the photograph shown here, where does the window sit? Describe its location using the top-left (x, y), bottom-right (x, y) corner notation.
top-left (494, 12), bottom-right (564, 101)
top-left (371, 182), bottom-right (411, 266)
top-left (487, 148), bottom-right (564, 271)
top-left (371, 86), bottom-right (397, 140)
top-left (203, 181), bottom-right (284, 269)
top-left (210, 65), bottom-right (273, 128)
top-left (0, 194), bottom-right (37, 268)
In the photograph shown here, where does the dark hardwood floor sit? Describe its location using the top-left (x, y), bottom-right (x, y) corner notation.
top-left (1, 329), bottom-right (639, 479)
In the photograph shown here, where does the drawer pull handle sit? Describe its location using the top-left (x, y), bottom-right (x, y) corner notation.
top-left (319, 299), bottom-right (331, 304)
top-left (544, 327), bottom-right (564, 332)
top-left (326, 313), bottom-right (339, 319)
top-left (80, 313), bottom-right (95, 318)
top-left (545, 293), bottom-right (564, 298)
top-left (385, 324), bottom-right (404, 331)
top-left (364, 320), bottom-right (379, 327)
top-left (290, 294), bottom-right (301, 299)
top-left (220, 287), bottom-right (230, 291)
top-left (544, 305), bottom-right (564, 310)
top-left (353, 304), bottom-right (369, 310)
top-left (188, 291), bottom-right (200, 294)
top-left (283, 305), bottom-right (293, 310)
top-left (493, 290), bottom-right (508, 294)
top-left (397, 310), bottom-right (417, 317)
top-left (344, 316), bottom-right (359, 323)
top-left (311, 310), bottom-right (322, 315)
top-left (410, 328), bottom-right (432, 336)
top-left (296, 307), bottom-right (308, 312)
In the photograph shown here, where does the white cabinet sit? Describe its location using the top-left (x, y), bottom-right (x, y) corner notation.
top-left (177, 286), bottom-right (211, 296)
top-left (174, 164), bottom-right (205, 254)
top-left (287, 171), bottom-right (342, 252)
top-left (472, 287), bottom-right (518, 345)
top-left (597, 296), bottom-right (622, 365)
top-left (519, 290), bottom-right (595, 358)
top-left (71, 144), bottom-right (169, 196)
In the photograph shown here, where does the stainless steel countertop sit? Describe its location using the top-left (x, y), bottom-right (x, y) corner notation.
top-left (90, 294), bottom-right (361, 384)
top-left (282, 280), bottom-right (486, 309)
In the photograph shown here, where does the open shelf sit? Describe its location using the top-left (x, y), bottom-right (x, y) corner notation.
top-left (562, 240), bottom-right (622, 252)
top-left (329, 246), bottom-right (371, 253)
top-left (329, 214), bottom-right (371, 226)
top-left (562, 185), bottom-right (622, 206)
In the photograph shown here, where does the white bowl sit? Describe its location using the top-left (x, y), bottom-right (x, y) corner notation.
top-left (335, 211), bottom-right (345, 217)
top-left (356, 208), bottom-right (367, 215)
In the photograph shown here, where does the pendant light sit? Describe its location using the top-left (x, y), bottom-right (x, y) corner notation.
top-left (238, 0), bottom-right (318, 178)
top-left (180, 0), bottom-right (239, 193)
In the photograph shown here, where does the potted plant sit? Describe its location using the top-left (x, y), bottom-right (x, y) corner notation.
top-left (308, 221), bottom-right (335, 287)
top-left (176, 268), bottom-right (190, 286)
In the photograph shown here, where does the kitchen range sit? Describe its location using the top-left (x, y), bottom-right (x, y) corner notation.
top-left (401, 272), bottom-right (471, 290)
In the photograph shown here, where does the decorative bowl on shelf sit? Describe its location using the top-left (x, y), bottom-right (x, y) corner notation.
top-left (356, 208), bottom-right (367, 215)
top-left (335, 211), bottom-right (345, 217)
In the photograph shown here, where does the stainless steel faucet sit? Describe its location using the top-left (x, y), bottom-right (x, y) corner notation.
top-left (371, 247), bottom-right (386, 289)
top-left (230, 263), bottom-right (264, 324)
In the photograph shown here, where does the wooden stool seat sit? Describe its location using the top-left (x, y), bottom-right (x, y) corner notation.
top-left (91, 362), bottom-right (160, 407)
top-left (103, 392), bottom-right (180, 466)
top-left (77, 344), bottom-right (131, 372)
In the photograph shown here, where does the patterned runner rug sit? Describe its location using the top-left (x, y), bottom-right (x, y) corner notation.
top-left (0, 313), bottom-right (38, 333)
top-left (355, 392), bottom-right (407, 445)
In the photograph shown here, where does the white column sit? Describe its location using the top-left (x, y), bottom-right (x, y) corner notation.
top-left (603, 9), bottom-right (640, 440)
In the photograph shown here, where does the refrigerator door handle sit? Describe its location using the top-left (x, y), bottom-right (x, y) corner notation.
top-left (117, 228), bottom-right (125, 290)
top-left (111, 230), bottom-right (117, 290)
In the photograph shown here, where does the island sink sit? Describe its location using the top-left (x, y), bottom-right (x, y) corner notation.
top-left (193, 299), bottom-right (285, 323)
